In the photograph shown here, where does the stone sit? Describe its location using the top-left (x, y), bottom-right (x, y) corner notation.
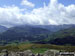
top-left (23, 50), bottom-right (33, 56)
top-left (0, 53), bottom-right (8, 56)
top-left (8, 52), bottom-right (18, 56)
top-left (29, 53), bottom-right (35, 56)
top-left (35, 53), bottom-right (42, 56)
top-left (1, 49), bottom-right (8, 56)
top-left (43, 50), bottom-right (55, 56)
top-left (17, 52), bottom-right (24, 56)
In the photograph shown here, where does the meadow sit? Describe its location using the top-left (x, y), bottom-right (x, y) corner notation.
top-left (0, 43), bottom-right (75, 53)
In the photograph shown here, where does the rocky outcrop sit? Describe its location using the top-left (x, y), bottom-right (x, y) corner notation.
top-left (0, 49), bottom-right (8, 56)
top-left (0, 49), bottom-right (60, 56)
top-left (23, 50), bottom-right (33, 56)
top-left (43, 50), bottom-right (55, 56)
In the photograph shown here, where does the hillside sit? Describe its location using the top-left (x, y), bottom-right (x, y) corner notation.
top-left (0, 25), bottom-right (75, 45)
top-left (0, 25), bottom-right (8, 33)
top-left (35, 24), bottom-right (75, 32)
top-left (0, 25), bottom-right (50, 44)
top-left (35, 28), bottom-right (75, 45)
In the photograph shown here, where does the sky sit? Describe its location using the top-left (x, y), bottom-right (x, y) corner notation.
top-left (0, 0), bottom-right (75, 27)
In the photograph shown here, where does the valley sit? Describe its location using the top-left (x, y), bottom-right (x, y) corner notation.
top-left (0, 24), bottom-right (75, 55)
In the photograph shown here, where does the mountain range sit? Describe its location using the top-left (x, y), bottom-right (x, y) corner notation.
top-left (0, 25), bottom-right (8, 33)
top-left (0, 25), bottom-right (50, 43)
top-left (35, 27), bottom-right (75, 45)
top-left (48, 28), bottom-right (75, 45)
top-left (0, 24), bottom-right (75, 45)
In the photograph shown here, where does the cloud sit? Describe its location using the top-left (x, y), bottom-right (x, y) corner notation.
top-left (21, 0), bottom-right (35, 7)
top-left (0, 0), bottom-right (75, 27)
top-left (28, 0), bottom-right (75, 25)
top-left (0, 5), bottom-right (24, 27)
top-left (21, 0), bottom-right (75, 25)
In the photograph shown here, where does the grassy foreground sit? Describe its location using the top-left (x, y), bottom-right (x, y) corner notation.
top-left (0, 44), bottom-right (75, 53)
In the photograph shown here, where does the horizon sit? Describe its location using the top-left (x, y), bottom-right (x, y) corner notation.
top-left (0, 0), bottom-right (75, 53)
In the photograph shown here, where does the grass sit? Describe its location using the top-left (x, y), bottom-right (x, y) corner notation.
top-left (0, 44), bottom-right (75, 53)
top-left (31, 48), bottom-right (49, 53)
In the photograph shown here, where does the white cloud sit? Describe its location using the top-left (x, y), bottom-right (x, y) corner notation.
top-left (0, 0), bottom-right (75, 27)
top-left (0, 6), bottom-right (24, 27)
top-left (21, 0), bottom-right (35, 7)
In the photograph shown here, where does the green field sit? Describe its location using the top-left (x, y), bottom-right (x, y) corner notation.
top-left (0, 44), bottom-right (75, 53)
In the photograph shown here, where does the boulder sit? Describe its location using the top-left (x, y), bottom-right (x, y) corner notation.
top-left (29, 53), bottom-right (35, 56)
top-left (9, 51), bottom-right (19, 56)
top-left (0, 53), bottom-right (8, 56)
top-left (35, 53), bottom-right (43, 56)
top-left (1, 49), bottom-right (8, 56)
top-left (43, 50), bottom-right (59, 56)
top-left (17, 52), bottom-right (24, 56)
top-left (23, 50), bottom-right (33, 56)
top-left (43, 50), bottom-right (55, 56)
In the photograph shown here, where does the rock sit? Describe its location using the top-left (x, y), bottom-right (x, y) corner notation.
top-left (23, 50), bottom-right (33, 56)
top-left (43, 50), bottom-right (59, 56)
top-left (0, 53), bottom-right (8, 56)
top-left (17, 52), bottom-right (24, 56)
top-left (35, 53), bottom-right (43, 56)
top-left (29, 53), bottom-right (35, 56)
top-left (8, 52), bottom-right (18, 56)
top-left (1, 49), bottom-right (8, 56)
top-left (43, 50), bottom-right (55, 56)
top-left (17, 51), bottom-right (35, 56)
top-left (55, 53), bottom-right (60, 56)
top-left (0, 49), bottom-right (60, 56)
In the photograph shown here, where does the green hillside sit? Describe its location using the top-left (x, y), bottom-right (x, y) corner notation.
top-left (0, 25), bottom-right (50, 45)
top-left (36, 28), bottom-right (75, 45)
